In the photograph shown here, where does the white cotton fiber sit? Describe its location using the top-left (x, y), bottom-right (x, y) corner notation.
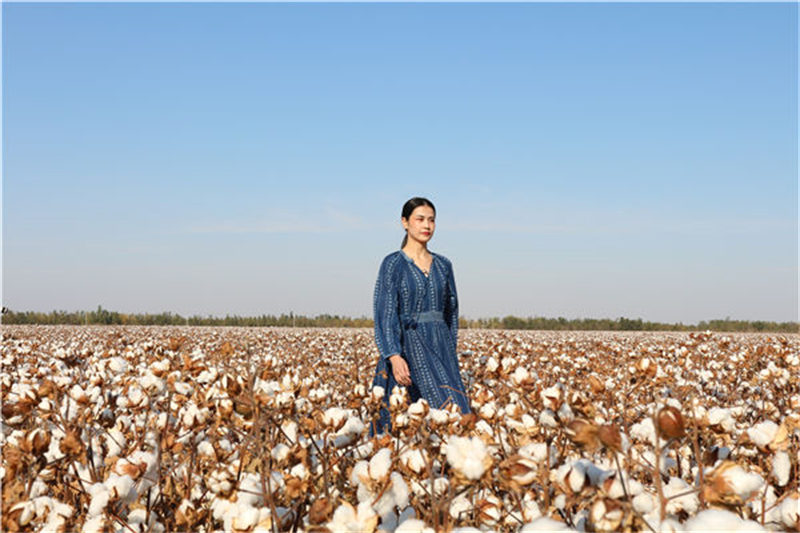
top-left (630, 418), bottom-right (657, 446)
top-left (445, 436), bottom-right (489, 480)
top-left (747, 420), bottom-right (778, 448)
top-left (722, 464), bottom-right (764, 501)
top-left (520, 516), bottom-right (575, 531)
top-left (780, 495), bottom-right (799, 528)
top-left (368, 448), bottom-right (392, 481)
top-left (395, 518), bottom-right (434, 533)
top-left (772, 450), bottom-right (791, 486)
top-left (663, 477), bottom-right (698, 515)
top-left (683, 509), bottom-right (766, 531)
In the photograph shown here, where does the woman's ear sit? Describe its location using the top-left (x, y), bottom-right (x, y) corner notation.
top-left (401, 218), bottom-right (409, 231)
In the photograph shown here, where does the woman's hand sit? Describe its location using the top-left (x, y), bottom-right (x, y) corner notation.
top-left (388, 355), bottom-right (411, 386)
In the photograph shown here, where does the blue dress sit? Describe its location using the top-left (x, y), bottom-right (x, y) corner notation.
top-left (371, 250), bottom-right (471, 433)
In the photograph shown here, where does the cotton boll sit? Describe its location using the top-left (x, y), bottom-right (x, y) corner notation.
top-left (271, 443), bottom-right (290, 463)
top-left (82, 514), bottom-right (107, 533)
top-left (289, 462), bottom-right (309, 481)
top-left (232, 505), bottom-right (261, 532)
top-left (772, 450), bottom-right (791, 486)
top-left (390, 386), bottom-right (408, 409)
top-left (399, 448), bottom-right (428, 474)
top-left (427, 408), bottom-right (449, 425)
top-left (352, 441), bottom-right (374, 461)
top-left (407, 399), bottom-right (429, 418)
top-left (333, 416), bottom-right (366, 448)
top-left (140, 372), bottom-right (165, 394)
top-left (394, 413), bottom-right (410, 428)
top-left (128, 507), bottom-right (165, 533)
top-left (173, 381), bottom-right (192, 396)
top-left (368, 448), bottom-right (393, 482)
top-left (106, 473), bottom-right (136, 502)
top-left (125, 385), bottom-right (148, 409)
top-left (632, 492), bottom-right (655, 514)
top-left (479, 401), bottom-right (497, 420)
top-left (197, 440), bottom-right (216, 458)
top-left (555, 461), bottom-right (594, 493)
top-left (210, 494), bottom-right (236, 526)
top-left (328, 501), bottom-right (378, 533)
top-left (539, 409), bottom-right (559, 428)
top-left (87, 483), bottom-right (110, 517)
top-left (557, 401), bottom-right (574, 423)
top-left (748, 485), bottom-right (780, 525)
top-left (196, 368), bottom-right (217, 384)
top-left (60, 396), bottom-right (80, 422)
top-left (38, 498), bottom-right (73, 532)
top-left (29, 478), bottom-right (49, 498)
top-left (373, 472), bottom-right (410, 518)
top-left (719, 464), bottom-right (764, 501)
top-left (501, 356), bottom-right (517, 371)
top-left (779, 495), bottom-right (799, 528)
top-left (281, 420), bottom-right (298, 444)
top-left (707, 407), bottom-right (735, 432)
top-left (150, 359), bottom-right (170, 375)
top-left (351, 461), bottom-right (369, 490)
top-left (519, 493), bottom-right (542, 522)
top-left (107, 357), bottom-right (128, 373)
top-left (663, 477), bottom-right (698, 514)
top-left (473, 419), bottom-right (494, 437)
top-left (540, 384), bottom-right (563, 410)
top-left (747, 421), bottom-right (778, 448)
top-left (630, 418), bottom-right (657, 446)
top-left (445, 436), bottom-right (490, 480)
top-left (519, 442), bottom-right (557, 466)
top-left (9, 501), bottom-right (34, 527)
top-left (520, 516), bottom-right (574, 531)
top-left (449, 493), bottom-right (472, 520)
top-left (603, 473), bottom-right (643, 499)
top-left (322, 407), bottom-right (349, 429)
top-left (683, 509), bottom-right (766, 531)
top-left (475, 492), bottom-right (502, 527)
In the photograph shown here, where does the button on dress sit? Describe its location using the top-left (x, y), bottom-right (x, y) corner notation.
top-left (371, 250), bottom-right (471, 433)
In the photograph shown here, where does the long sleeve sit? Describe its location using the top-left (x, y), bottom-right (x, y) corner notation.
top-left (444, 260), bottom-right (459, 353)
top-left (373, 255), bottom-right (403, 360)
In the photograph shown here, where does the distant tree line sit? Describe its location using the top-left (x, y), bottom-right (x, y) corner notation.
top-left (0, 306), bottom-right (372, 328)
top-left (1, 306), bottom-right (797, 332)
top-left (462, 316), bottom-right (798, 333)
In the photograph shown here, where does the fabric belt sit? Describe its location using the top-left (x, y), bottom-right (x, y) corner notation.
top-left (402, 311), bottom-right (444, 330)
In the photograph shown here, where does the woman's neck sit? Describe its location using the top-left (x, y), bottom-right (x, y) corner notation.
top-left (402, 241), bottom-right (429, 258)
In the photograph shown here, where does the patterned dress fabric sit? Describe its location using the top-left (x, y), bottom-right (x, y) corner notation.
top-left (371, 250), bottom-right (471, 433)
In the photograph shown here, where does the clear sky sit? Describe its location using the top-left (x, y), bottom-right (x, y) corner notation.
top-left (2, 2), bottom-right (797, 324)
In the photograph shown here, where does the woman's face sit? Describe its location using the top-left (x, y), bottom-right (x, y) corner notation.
top-left (402, 205), bottom-right (436, 245)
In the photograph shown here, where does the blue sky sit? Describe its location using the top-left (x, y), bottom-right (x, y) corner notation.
top-left (2, 2), bottom-right (797, 323)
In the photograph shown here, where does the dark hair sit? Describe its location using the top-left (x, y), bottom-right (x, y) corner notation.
top-left (401, 197), bottom-right (436, 248)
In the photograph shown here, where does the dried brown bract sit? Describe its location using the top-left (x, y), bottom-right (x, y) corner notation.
top-left (565, 418), bottom-right (599, 451)
top-left (656, 405), bottom-right (685, 439)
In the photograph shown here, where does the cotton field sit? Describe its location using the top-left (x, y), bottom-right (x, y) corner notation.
top-left (1, 326), bottom-right (798, 532)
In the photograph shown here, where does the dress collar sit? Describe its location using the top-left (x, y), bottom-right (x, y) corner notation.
top-left (399, 249), bottom-right (436, 263)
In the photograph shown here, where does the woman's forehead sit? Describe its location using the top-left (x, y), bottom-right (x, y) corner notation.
top-left (410, 205), bottom-right (435, 217)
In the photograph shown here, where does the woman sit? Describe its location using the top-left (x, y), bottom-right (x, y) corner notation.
top-left (371, 197), bottom-right (471, 434)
